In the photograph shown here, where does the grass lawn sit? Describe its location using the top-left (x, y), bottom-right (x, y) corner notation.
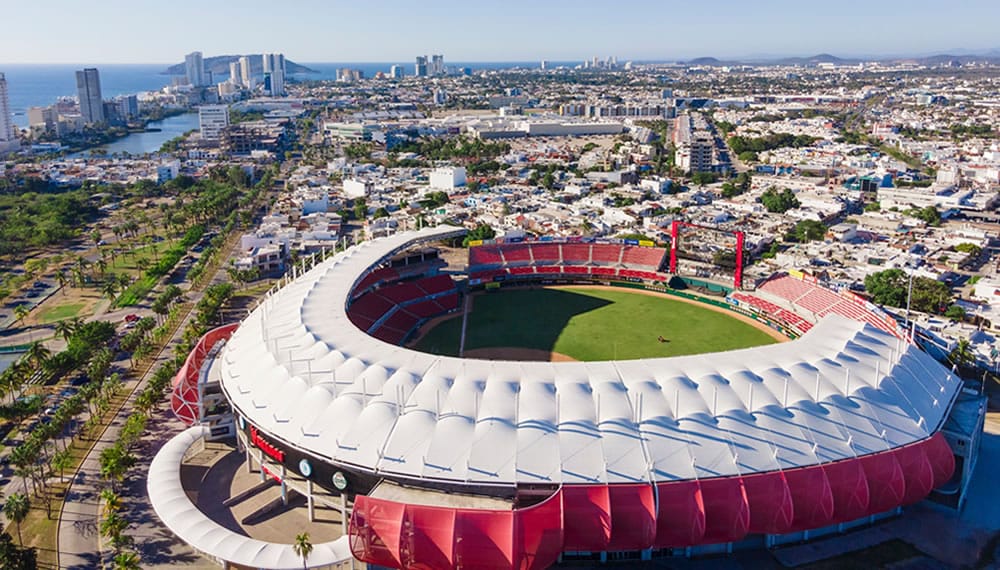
top-left (36, 301), bottom-right (87, 323)
top-left (416, 286), bottom-right (777, 361)
top-left (105, 238), bottom-right (177, 276)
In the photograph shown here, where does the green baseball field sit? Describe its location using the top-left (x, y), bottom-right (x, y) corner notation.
top-left (413, 286), bottom-right (782, 361)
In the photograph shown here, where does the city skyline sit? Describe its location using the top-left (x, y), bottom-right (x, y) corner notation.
top-left (2, 0), bottom-right (1000, 64)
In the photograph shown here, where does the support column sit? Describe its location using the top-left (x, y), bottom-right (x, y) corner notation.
top-left (340, 492), bottom-right (348, 532)
top-left (307, 480), bottom-right (315, 521)
top-left (280, 465), bottom-right (288, 505)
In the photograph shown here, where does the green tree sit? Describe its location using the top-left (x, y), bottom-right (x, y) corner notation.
top-left (4, 494), bottom-right (29, 544)
top-left (461, 223), bottom-right (496, 247)
top-left (25, 341), bottom-right (51, 368)
top-left (944, 305), bottom-right (966, 321)
top-left (13, 304), bottom-right (29, 328)
top-left (864, 269), bottom-right (952, 314)
top-left (788, 220), bottom-right (827, 243)
top-left (293, 532), bottom-right (313, 570)
top-left (760, 187), bottom-right (800, 213)
top-left (353, 198), bottom-right (368, 221)
top-left (112, 551), bottom-right (142, 570)
top-left (373, 207), bottom-right (389, 219)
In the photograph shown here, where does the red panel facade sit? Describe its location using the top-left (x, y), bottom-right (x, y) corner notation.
top-left (403, 505), bottom-right (456, 569)
top-left (924, 432), bottom-right (956, 488)
top-left (560, 484), bottom-right (612, 551)
top-left (454, 509), bottom-right (514, 569)
top-left (348, 495), bottom-right (406, 568)
top-left (515, 492), bottom-right (564, 570)
top-left (823, 458), bottom-right (870, 524)
top-left (895, 442), bottom-right (935, 506)
top-left (860, 450), bottom-right (906, 514)
top-left (785, 465), bottom-right (835, 531)
top-left (606, 484), bottom-right (656, 551)
top-left (171, 323), bottom-right (238, 425)
top-left (699, 477), bottom-right (750, 544)
top-left (654, 480), bottom-right (705, 547)
top-left (742, 471), bottom-right (794, 534)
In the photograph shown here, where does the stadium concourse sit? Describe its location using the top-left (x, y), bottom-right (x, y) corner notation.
top-left (153, 226), bottom-right (968, 570)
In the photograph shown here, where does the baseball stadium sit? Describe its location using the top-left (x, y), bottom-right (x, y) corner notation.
top-left (148, 225), bottom-right (979, 570)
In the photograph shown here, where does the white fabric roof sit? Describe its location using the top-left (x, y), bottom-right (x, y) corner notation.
top-left (219, 226), bottom-right (961, 487)
top-left (147, 426), bottom-right (353, 569)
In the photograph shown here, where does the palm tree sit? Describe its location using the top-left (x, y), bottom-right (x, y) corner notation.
top-left (112, 551), bottom-right (141, 570)
top-left (101, 279), bottom-right (119, 301)
top-left (54, 270), bottom-right (68, 293)
top-left (13, 304), bottom-right (29, 328)
top-left (25, 342), bottom-right (51, 368)
top-left (293, 532), bottom-right (313, 569)
top-left (51, 448), bottom-right (72, 483)
top-left (96, 258), bottom-right (108, 276)
top-left (4, 493), bottom-right (29, 544)
top-left (950, 338), bottom-right (976, 372)
top-left (54, 317), bottom-right (81, 342)
top-left (101, 488), bottom-right (122, 512)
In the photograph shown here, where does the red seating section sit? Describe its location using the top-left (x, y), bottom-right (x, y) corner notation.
top-left (757, 275), bottom-right (900, 337)
top-left (468, 242), bottom-right (667, 281)
top-left (347, 274), bottom-right (459, 345)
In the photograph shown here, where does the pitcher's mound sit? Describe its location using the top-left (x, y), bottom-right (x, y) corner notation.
top-left (463, 347), bottom-right (577, 362)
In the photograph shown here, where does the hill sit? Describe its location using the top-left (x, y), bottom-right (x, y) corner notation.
top-left (162, 55), bottom-right (316, 77)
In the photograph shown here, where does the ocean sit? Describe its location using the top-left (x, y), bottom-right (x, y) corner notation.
top-left (1, 61), bottom-right (581, 128)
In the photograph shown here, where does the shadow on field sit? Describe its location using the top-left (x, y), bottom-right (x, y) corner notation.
top-left (418, 287), bottom-right (614, 356)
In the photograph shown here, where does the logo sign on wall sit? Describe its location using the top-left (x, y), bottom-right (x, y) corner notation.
top-left (332, 471), bottom-right (348, 491)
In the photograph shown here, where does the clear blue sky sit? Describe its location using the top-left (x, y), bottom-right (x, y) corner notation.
top-left (2, 0), bottom-right (998, 64)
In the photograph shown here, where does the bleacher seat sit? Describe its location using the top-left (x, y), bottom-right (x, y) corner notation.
top-left (469, 246), bottom-right (504, 266)
top-left (561, 243), bottom-right (592, 264)
top-left (530, 244), bottom-right (562, 263)
top-left (621, 246), bottom-right (666, 270)
top-left (590, 244), bottom-right (621, 265)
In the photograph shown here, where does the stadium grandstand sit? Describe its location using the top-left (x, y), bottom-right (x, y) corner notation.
top-left (154, 226), bottom-right (983, 570)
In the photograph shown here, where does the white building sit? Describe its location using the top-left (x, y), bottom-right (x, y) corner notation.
top-left (239, 56), bottom-right (255, 89)
top-left (0, 73), bottom-right (17, 153)
top-left (389, 65), bottom-right (403, 79)
top-left (343, 178), bottom-right (374, 199)
top-left (157, 160), bottom-right (181, 183)
top-left (198, 105), bottom-right (230, 141)
top-left (263, 53), bottom-right (285, 96)
top-left (185, 51), bottom-right (207, 87)
top-left (430, 167), bottom-right (467, 190)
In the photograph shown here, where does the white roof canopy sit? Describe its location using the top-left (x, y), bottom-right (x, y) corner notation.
top-left (220, 226), bottom-right (961, 487)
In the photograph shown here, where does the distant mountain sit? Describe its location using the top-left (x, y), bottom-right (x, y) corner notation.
top-left (681, 51), bottom-right (1000, 68)
top-left (162, 55), bottom-right (317, 77)
top-left (685, 57), bottom-right (726, 66)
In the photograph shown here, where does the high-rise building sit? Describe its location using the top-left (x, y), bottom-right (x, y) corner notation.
top-left (185, 51), bottom-right (207, 87)
top-left (115, 95), bottom-right (139, 120)
top-left (230, 61), bottom-right (241, 84)
top-left (431, 54), bottom-right (444, 75)
top-left (540, 60), bottom-right (548, 70)
top-left (0, 73), bottom-right (15, 147)
top-left (414, 56), bottom-right (428, 77)
top-left (239, 56), bottom-right (254, 89)
top-left (262, 53), bottom-right (286, 96)
top-left (75, 68), bottom-right (105, 125)
top-left (198, 104), bottom-right (229, 141)
top-left (389, 65), bottom-right (403, 79)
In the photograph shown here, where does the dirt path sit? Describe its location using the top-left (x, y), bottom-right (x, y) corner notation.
top-left (546, 284), bottom-right (790, 343)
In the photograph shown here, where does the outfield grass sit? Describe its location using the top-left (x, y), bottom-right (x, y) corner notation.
top-left (415, 286), bottom-right (778, 361)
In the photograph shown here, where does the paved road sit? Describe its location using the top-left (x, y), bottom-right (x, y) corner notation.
top-left (56, 233), bottom-right (245, 569)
